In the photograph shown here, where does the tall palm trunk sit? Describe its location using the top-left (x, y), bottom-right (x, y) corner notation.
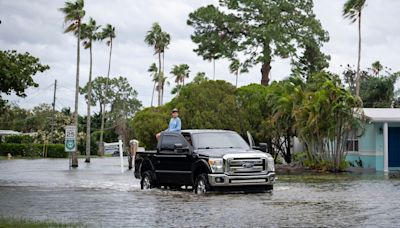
top-left (99, 37), bottom-right (113, 156)
top-left (235, 71), bottom-right (238, 88)
top-left (157, 52), bottom-right (162, 106)
top-left (107, 38), bottom-right (113, 78)
top-left (213, 58), bottom-right (215, 80)
top-left (162, 52), bottom-right (165, 105)
top-left (72, 20), bottom-right (81, 168)
top-left (355, 11), bottom-right (362, 97)
top-left (98, 103), bottom-right (105, 155)
top-left (85, 43), bottom-right (93, 163)
top-left (151, 81), bottom-right (155, 107)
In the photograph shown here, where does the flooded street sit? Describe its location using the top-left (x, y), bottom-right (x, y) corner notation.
top-left (0, 158), bottom-right (399, 227)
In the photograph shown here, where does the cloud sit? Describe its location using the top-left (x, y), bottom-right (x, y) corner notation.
top-left (1, 0), bottom-right (400, 114)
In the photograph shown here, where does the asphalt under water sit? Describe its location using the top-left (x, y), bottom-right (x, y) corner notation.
top-left (0, 157), bottom-right (399, 227)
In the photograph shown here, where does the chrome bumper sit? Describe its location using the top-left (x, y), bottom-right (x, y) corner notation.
top-left (208, 172), bottom-right (275, 186)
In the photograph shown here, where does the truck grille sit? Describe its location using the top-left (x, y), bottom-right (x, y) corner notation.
top-left (226, 157), bottom-right (266, 174)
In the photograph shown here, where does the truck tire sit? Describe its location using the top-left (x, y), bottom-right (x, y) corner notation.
top-left (194, 174), bottom-right (211, 195)
top-left (266, 185), bottom-right (273, 191)
top-left (141, 171), bottom-right (155, 190)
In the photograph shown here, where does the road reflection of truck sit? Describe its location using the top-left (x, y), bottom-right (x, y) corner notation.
top-left (134, 130), bottom-right (275, 194)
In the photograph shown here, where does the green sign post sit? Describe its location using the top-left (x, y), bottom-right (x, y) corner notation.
top-left (65, 125), bottom-right (77, 170)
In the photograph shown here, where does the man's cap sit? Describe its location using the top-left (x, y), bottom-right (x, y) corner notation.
top-left (171, 108), bottom-right (179, 113)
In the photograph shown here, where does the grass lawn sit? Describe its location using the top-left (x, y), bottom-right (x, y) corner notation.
top-left (0, 217), bottom-right (83, 228)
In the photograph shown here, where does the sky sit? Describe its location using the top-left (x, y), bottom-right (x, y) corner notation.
top-left (1, 0), bottom-right (400, 114)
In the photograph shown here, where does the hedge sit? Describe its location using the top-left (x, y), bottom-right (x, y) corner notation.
top-left (4, 135), bottom-right (34, 144)
top-left (0, 143), bottom-right (68, 158)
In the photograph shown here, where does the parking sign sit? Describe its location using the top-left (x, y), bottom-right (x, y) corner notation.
top-left (65, 125), bottom-right (77, 152)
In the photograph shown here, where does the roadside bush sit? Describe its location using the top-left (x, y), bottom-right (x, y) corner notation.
top-left (47, 144), bottom-right (67, 158)
top-left (4, 135), bottom-right (34, 144)
top-left (0, 143), bottom-right (67, 158)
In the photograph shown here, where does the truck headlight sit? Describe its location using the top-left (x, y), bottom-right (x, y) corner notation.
top-left (208, 158), bottom-right (224, 173)
top-left (267, 157), bottom-right (275, 172)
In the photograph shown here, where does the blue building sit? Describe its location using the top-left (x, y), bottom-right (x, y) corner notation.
top-left (346, 108), bottom-right (400, 172)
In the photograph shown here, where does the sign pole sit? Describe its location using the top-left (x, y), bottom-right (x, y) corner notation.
top-left (65, 125), bottom-right (77, 170)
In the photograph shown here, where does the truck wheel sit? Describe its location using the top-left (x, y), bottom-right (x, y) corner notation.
top-left (141, 171), bottom-right (155, 190)
top-left (194, 174), bottom-right (210, 195)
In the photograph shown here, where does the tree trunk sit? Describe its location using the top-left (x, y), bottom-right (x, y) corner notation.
top-left (85, 43), bottom-right (93, 163)
top-left (235, 72), bottom-right (238, 88)
top-left (355, 12), bottom-right (362, 97)
top-left (261, 61), bottom-right (271, 86)
top-left (151, 81), bottom-right (155, 107)
top-left (157, 52), bottom-right (162, 106)
top-left (72, 20), bottom-right (81, 168)
top-left (107, 38), bottom-right (112, 78)
top-left (98, 102), bottom-right (105, 156)
top-left (285, 130), bottom-right (292, 164)
top-left (99, 37), bottom-right (113, 156)
top-left (213, 58), bottom-right (215, 80)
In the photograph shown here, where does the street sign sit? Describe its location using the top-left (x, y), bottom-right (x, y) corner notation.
top-left (64, 125), bottom-right (77, 152)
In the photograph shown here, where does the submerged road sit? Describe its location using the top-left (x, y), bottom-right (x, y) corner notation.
top-left (0, 157), bottom-right (399, 227)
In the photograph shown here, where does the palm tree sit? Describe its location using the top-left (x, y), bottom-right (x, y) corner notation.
top-left (98, 24), bottom-right (116, 155)
top-left (171, 64), bottom-right (190, 86)
top-left (101, 24), bottom-right (116, 78)
top-left (343, 0), bottom-right (366, 96)
top-left (80, 17), bottom-right (100, 163)
top-left (144, 22), bottom-right (170, 105)
top-left (59, 0), bottom-right (85, 167)
top-left (229, 59), bottom-right (240, 88)
top-left (148, 63), bottom-right (158, 107)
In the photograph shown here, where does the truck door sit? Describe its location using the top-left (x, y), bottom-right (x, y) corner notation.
top-left (155, 133), bottom-right (192, 185)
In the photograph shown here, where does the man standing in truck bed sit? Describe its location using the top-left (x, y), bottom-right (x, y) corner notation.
top-left (156, 108), bottom-right (181, 140)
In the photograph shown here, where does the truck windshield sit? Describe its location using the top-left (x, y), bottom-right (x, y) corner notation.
top-left (194, 132), bottom-right (250, 150)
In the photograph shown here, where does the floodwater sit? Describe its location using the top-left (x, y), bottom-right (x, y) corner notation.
top-left (0, 158), bottom-right (400, 227)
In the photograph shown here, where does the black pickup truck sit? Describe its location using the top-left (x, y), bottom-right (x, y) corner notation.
top-left (134, 129), bottom-right (275, 194)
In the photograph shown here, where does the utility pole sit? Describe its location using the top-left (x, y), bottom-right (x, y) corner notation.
top-left (50, 79), bottom-right (57, 143)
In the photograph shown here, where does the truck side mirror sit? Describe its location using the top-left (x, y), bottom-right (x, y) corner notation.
top-left (259, 143), bottom-right (268, 153)
top-left (174, 143), bottom-right (183, 153)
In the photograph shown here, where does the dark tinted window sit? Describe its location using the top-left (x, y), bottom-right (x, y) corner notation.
top-left (161, 134), bottom-right (186, 151)
top-left (193, 132), bottom-right (250, 150)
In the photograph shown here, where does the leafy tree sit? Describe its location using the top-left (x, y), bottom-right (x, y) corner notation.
top-left (131, 107), bottom-right (169, 149)
top-left (132, 80), bottom-right (241, 149)
top-left (188, 0), bottom-right (328, 85)
top-left (291, 40), bottom-right (330, 78)
top-left (0, 50), bottom-right (50, 108)
top-left (169, 80), bottom-right (241, 131)
top-left (343, 0), bottom-right (366, 96)
top-left (342, 62), bottom-right (399, 108)
top-left (360, 73), bottom-right (399, 108)
top-left (236, 83), bottom-right (270, 142)
top-left (144, 22), bottom-right (171, 105)
top-left (80, 17), bottom-right (101, 163)
top-left (80, 76), bottom-right (111, 155)
top-left (81, 76), bottom-right (141, 153)
top-left (59, 0), bottom-right (85, 167)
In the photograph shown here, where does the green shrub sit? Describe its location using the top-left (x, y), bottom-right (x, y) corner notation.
top-left (0, 143), bottom-right (67, 158)
top-left (47, 144), bottom-right (67, 158)
top-left (4, 135), bottom-right (34, 144)
top-left (0, 143), bottom-right (25, 156)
